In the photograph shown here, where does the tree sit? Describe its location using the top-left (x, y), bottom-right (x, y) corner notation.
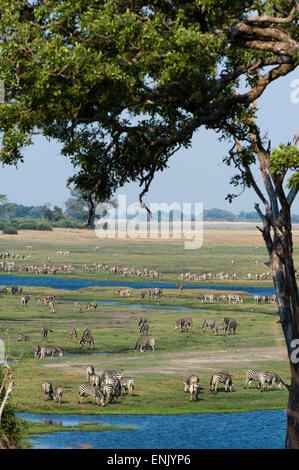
top-left (223, 115), bottom-right (299, 447)
top-left (0, 0), bottom-right (298, 446)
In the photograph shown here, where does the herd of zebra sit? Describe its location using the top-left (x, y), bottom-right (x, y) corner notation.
top-left (184, 370), bottom-right (287, 401)
top-left (174, 316), bottom-right (237, 336)
top-left (42, 366), bottom-right (135, 407)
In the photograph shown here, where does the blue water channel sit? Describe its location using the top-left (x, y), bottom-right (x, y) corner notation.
top-left (17, 410), bottom-right (287, 449)
top-left (0, 274), bottom-right (275, 296)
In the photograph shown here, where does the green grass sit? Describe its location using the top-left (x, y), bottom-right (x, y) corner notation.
top-left (0, 227), bottom-right (295, 416)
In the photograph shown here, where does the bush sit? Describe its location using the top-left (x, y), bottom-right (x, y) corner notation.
top-left (52, 219), bottom-right (82, 228)
top-left (3, 224), bottom-right (18, 234)
top-left (36, 221), bottom-right (52, 231)
top-left (17, 219), bottom-right (39, 230)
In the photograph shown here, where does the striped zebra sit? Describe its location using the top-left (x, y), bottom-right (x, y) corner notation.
top-left (90, 374), bottom-right (101, 387)
top-left (80, 334), bottom-right (94, 350)
top-left (244, 370), bottom-right (284, 391)
top-left (53, 386), bottom-right (64, 404)
top-left (135, 338), bottom-right (155, 352)
top-left (17, 334), bottom-right (29, 342)
top-left (210, 371), bottom-right (233, 393)
top-left (41, 326), bottom-right (53, 342)
top-left (120, 377), bottom-right (135, 396)
top-left (68, 327), bottom-right (77, 341)
top-left (184, 375), bottom-right (200, 401)
top-left (33, 344), bottom-right (41, 358)
top-left (101, 370), bottom-right (124, 384)
top-left (40, 346), bottom-right (64, 358)
top-left (103, 378), bottom-right (122, 404)
top-left (202, 319), bottom-right (215, 331)
top-left (139, 318), bottom-right (149, 336)
top-left (213, 318), bottom-right (230, 336)
top-left (174, 317), bottom-right (193, 332)
top-left (78, 384), bottom-right (105, 406)
top-left (86, 365), bottom-right (95, 382)
top-left (41, 381), bottom-right (54, 400)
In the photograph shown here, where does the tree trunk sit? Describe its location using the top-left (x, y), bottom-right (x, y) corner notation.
top-left (286, 367), bottom-right (299, 449)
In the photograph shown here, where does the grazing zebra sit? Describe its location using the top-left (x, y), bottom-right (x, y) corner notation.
top-left (184, 375), bottom-right (200, 401)
top-left (86, 365), bottom-right (95, 382)
top-left (244, 370), bottom-right (284, 391)
top-left (213, 318), bottom-right (230, 336)
top-left (135, 338), bottom-right (155, 352)
top-left (120, 377), bottom-right (135, 396)
top-left (41, 381), bottom-right (54, 400)
top-left (68, 327), bottom-right (77, 341)
top-left (17, 334), bottom-right (29, 342)
top-left (86, 300), bottom-right (98, 311)
top-left (41, 326), bottom-right (53, 342)
top-left (202, 319), bottom-right (215, 331)
top-left (82, 327), bottom-right (91, 339)
top-left (228, 320), bottom-right (237, 335)
top-left (174, 317), bottom-right (193, 332)
top-left (80, 334), bottom-right (94, 350)
top-left (103, 379), bottom-right (122, 404)
top-left (78, 384), bottom-right (105, 406)
top-left (53, 386), bottom-right (64, 404)
top-left (40, 346), bottom-right (64, 358)
top-left (210, 371), bottom-right (233, 393)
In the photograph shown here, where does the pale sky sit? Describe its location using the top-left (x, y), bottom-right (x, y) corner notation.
top-left (0, 69), bottom-right (298, 214)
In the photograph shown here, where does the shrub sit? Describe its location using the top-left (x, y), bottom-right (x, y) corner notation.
top-left (2, 224), bottom-right (18, 234)
top-left (36, 221), bottom-right (52, 231)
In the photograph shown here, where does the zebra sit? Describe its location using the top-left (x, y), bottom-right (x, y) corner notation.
top-left (53, 386), bottom-right (64, 404)
top-left (17, 334), bottom-right (29, 342)
top-left (80, 334), bottom-right (94, 350)
top-left (202, 319), bottom-right (215, 331)
top-left (184, 375), bottom-right (200, 401)
top-left (244, 370), bottom-right (285, 391)
top-left (102, 379), bottom-right (122, 404)
top-left (86, 365), bottom-right (95, 382)
top-left (74, 301), bottom-right (82, 312)
top-left (228, 320), bottom-right (237, 335)
top-left (40, 346), bottom-right (64, 358)
top-left (33, 344), bottom-right (41, 358)
top-left (135, 338), bottom-right (155, 352)
top-left (138, 318), bottom-right (149, 336)
top-left (41, 381), bottom-right (54, 401)
top-left (68, 327), bottom-right (77, 341)
top-left (210, 371), bottom-right (233, 393)
top-left (120, 377), bottom-right (135, 396)
top-left (78, 384), bottom-right (105, 406)
top-left (174, 317), bottom-right (193, 332)
top-left (101, 370), bottom-right (124, 384)
top-left (86, 300), bottom-right (98, 311)
top-left (41, 326), bottom-right (53, 342)
top-left (213, 318), bottom-right (230, 336)
top-left (48, 301), bottom-right (56, 313)
top-left (90, 374), bottom-right (102, 387)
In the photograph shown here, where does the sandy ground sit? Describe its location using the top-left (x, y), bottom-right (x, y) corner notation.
top-left (41, 345), bottom-right (288, 376)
